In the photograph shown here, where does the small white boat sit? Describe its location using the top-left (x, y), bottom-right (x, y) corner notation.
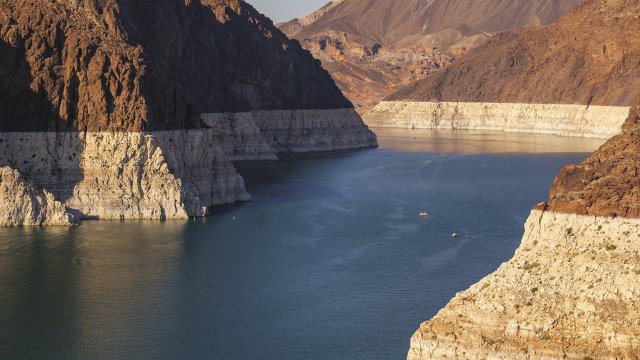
top-left (452, 233), bottom-right (460, 238)
top-left (419, 211), bottom-right (429, 217)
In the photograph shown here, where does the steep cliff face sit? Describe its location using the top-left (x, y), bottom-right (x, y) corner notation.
top-left (549, 101), bottom-right (640, 217)
top-left (364, 101), bottom-right (630, 138)
top-left (408, 210), bottom-right (640, 360)
top-left (389, 0), bottom-right (640, 107)
top-left (0, 0), bottom-right (377, 225)
top-left (405, 5), bottom-right (640, 354)
top-left (0, 0), bottom-right (353, 132)
top-left (279, 0), bottom-right (585, 108)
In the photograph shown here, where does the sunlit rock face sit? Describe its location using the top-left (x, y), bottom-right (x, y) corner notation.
top-left (408, 210), bottom-right (640, 360)
top-left (0, 167), bottom-right (78, 226)
top-left (364, 101), bottom-right (630, 139)
top-left (387, 0), bottom-right (640, 108)
top-left (278, 0), bottom-right (586, 109)
top-left (0, 0), bottom-right (377, 225)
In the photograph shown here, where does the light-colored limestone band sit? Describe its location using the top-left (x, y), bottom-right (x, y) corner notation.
top-left (364, 101), bottom-right (630, 139)
top-left (0, 167), bottom-right (79, 226)
top-left (408, 210), bottom-right (640, 359)
top-left (0, 109), bottom-right (377, 225)
top-left (201, 108), bottom-right (377, 153)
top-left (0, 131), bottom-right (247, 222)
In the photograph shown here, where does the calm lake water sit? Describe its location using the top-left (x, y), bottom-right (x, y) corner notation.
top-left (0, 129), bottom-right (603, 360)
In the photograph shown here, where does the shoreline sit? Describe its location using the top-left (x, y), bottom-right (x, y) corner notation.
top-left (363, 101), bottom-right (630, 139)
top-left (408, 209), bottom-right (640, 359)
top-left (0, 109), bottom-right (377, 226)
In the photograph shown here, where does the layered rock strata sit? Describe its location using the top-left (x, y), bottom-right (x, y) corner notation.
top-left (0, 167), bottom-right (78, 226)
top-left (0, 108), bottom-right (376, 223)
top-left (364, 101), bottom-right (630, 138)
top-left (203, 108), bottom-right (377, 154)
top-left (0, 131), bottom-right (244, 221)
top-left (408, 210), bottom-right (640, 359)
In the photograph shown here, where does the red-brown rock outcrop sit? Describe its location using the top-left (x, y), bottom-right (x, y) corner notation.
top-left (279, 0), bottom-right (585, 109)
top-left (388, 0), bottom-right (640, 107)
top-left (0, 0), bottom-right (355, 132)
top-left (549, 100), bottom-right (640, 217)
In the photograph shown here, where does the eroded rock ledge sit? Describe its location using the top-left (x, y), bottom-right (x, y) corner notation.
top-left (363, 101), bottom-right (630, 139)
top-left (0, 167), bottom-right (78, 226)
top-left (408, 210), bottom-right (640, 360)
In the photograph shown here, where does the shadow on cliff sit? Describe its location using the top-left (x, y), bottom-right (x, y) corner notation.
top-left (0, 37), bottom-right (84, 203)
top-left (114, 0), bottom-right (353, 133)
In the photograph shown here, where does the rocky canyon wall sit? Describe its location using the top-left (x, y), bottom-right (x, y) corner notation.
top-left (404, 0), bottom-right (640, 354)
top-left (387, 0), bottom-right (640, 108)
top-left (0, 0), bottom-right (377, 226)
top-left (278, 0), bottom-right (586, 108)
top-left (204, 108), bottom-right (377, 153)
top-left (408, 210), bottom-right (640, 359)
top-left (406, 74), bottom-right (640, 360)
top-left (364, 101), bottom-right (630, 138)
top-left (0, 131), bottom-right (244, 221)
top-left (0, 109), bottom-right (376, 224)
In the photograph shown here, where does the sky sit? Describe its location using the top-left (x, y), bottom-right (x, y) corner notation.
top-left (247, 0), bottom-right (330, 23)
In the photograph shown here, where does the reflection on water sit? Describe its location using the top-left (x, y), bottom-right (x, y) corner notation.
top-left (0, 130), bottom-right (600, 359)
top-left (375, 128), bottom-right (606, 154)
top-left (0, 222), bottom-right (189, 359)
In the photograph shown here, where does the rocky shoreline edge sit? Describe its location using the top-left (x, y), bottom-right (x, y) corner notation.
top-left (0, 109), bottom-right (377, 226)
top-left (364, 101), bottom-right (630, 139)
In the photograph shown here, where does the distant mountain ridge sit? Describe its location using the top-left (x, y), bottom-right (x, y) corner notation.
top-left (278, 0), bottom-right (586, 108)
top-left (387, 0), bottom-right (640, 106)
top-left (278, 0), bottom-right (346, 35)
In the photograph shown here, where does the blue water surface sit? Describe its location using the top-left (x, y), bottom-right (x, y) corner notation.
top-left (0, 130), bottom-right (600, 359)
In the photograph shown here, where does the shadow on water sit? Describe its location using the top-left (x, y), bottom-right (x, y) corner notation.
top-left (0, 221), bottom-right (192, 359)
